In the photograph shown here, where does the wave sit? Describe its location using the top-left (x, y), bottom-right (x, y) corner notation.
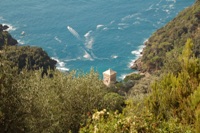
top-left (51, 57), bottom-right (69, 71)
top-left (133, 21), bottom-right (140, 25)
top-left (83, 50), bottom-right (93, 61)
top-left (54, 36), bottom-right (62, 43)
top-left (118, 23), bottom-right (129, 29)
top-left (103, 27), bottom-right (109, 31)
top-left (111, 55), bottom-right (118, 59)
top-left (129, 42), bottom-right (146, 68)
top-left (67, 26), bottom-right (81, 40)
top-left (56, 67), bottom-right (69, 71)
top-left (166, 0), bottom-right (176, 3)
top-left (163, 9), bottom-right (170, 14)
top-left (131, 45), bottom-right (145, 57)
top-left (110, 20), bottom-right (115, 24)
top-left (146, 4), bottom-right (154, 11)
top-left (17, 39), bottom-right (25, 45)
top-left (64, 58), bottom-right (80, 62)
top-left (121, 13), bottom-right (140, 22)
top-left (118, 23), bottom-right (128, 26)
top-left (169, 4), bottom-right (175, 9)
top-left (84, 30), bottom-right (94, 49)
top-left (128, 59), bottom-right (136, 68)
top-left (119, 74), bottom-right (127, 80)
top-left (131, 50), bottom-right (141, 57)
top-left (96, 24), bottom-right (104, 30)
top-left (143, 38), bottom-right (149, 44)
top-left (156, 0), bottom-right (162, 6)
top-left (20, 31), bottom-right (25, 36)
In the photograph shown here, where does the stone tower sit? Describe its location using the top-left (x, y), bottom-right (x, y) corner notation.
top-left (103, 69), bottom-right (117, 86)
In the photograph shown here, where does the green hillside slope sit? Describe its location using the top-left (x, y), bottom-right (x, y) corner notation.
top-left (134, 1), bottom-right (200, 72)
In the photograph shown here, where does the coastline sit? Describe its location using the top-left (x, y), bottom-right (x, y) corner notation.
top-left (129, 39), bottom-right (148, 73)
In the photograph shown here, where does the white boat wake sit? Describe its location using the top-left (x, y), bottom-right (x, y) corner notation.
top-left (67, 25), bottom-right (97, 61)
top-left (67, 26), bottom-right (81, 40)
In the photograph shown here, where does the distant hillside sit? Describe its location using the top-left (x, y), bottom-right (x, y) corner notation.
top-left (0, 24), bottom-right (56, 74)
top-left (133, 1), bottom-right (200, 72)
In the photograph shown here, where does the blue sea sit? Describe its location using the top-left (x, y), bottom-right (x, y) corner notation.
top-left (0, 0), bottom-right (195, 80)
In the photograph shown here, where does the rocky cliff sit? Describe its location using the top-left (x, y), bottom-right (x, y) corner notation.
top-left (0, 24), bottom-right (18, 49)
top-left (0, 24), bottom-right (56, 74)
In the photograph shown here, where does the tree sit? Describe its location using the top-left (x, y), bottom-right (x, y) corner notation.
top-left (148, 39), bottom-right (200, 131)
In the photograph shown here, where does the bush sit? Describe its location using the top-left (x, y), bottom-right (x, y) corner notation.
top-left (101, 92), bottom-right (125, 112)
top-left (148, 39), bottom-right (199, 131)
top-left (124, 73), bottom-right (144, 82)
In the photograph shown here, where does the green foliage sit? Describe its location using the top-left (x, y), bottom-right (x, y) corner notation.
top-left (108, 73), bottom-right (145, 96)
top-left (163, 49), bottom-right (182, 75)
top-left (1, 46), bottom-right (57, 74)
top-left (0, 62), bottom-right (124, 133)
top-left (148, 39), bottom-right (200, 131)
top-left (80, 109), bottom-right (132, 133)
top-left (80, 100), bottom-right (193, 133)
top-left (191, 86), bottom-right (200, 133)
top-left (128, 72), bottom-right (157, 98)
top-left (113, 80), bottom-right (135, 95)
top-left (101, 92), bottom-right (125, 112)
top-left (124, 73), bottom-right (144, 82)
top-left (0, 55), bottom-right (25, 132)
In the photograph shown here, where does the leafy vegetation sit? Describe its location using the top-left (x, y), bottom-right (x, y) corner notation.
top-left (0, 62), bottom-right (124, 132)
top-left (1, 46), bottom-right (57, 75)
top-left (124, 73), bottom-right (144, 82)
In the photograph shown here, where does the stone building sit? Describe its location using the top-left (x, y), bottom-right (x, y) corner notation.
top-left (103, 69), bottom-right (117, 86)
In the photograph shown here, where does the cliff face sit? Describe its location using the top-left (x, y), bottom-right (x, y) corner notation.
top-left (133, 1), bottom-right (200, 72)
top-left (0, 24), bottom-right (18, 49)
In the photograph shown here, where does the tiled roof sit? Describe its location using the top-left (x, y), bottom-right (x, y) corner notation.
top-left (103, 69), bottom-right (116, 75)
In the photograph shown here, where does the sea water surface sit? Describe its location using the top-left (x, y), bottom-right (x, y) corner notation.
top-left (0, 0), bottom-right (195, 79)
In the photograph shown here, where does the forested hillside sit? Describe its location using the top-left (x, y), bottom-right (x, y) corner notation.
top-left (134, 0), bottom-right (200, 73)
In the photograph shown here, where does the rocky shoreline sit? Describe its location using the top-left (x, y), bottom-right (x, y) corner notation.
top-left (0, 24), bottom-right (18, 48)
top-left (129, 40), bottom-right (148, 73)
top-left (130, 57), bottom-right (143, 72)
top-left (0, 24), bottom-right (9, 31)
